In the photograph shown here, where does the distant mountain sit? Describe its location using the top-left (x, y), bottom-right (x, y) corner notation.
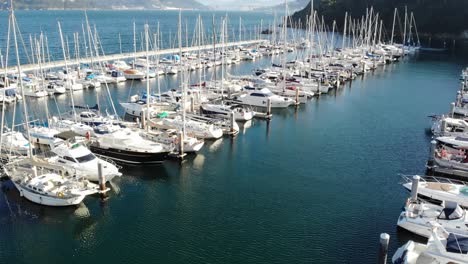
top-left (255, 0), bottom-right (309, 13)
top-left (3, 0), bottom-right (207, 10)
top-left (289, 0), bottom-right (468, 38)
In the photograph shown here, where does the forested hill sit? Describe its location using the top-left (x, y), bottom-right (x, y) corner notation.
top-left (290, 0), bottom-right (468, 38)
top-left (1, 0), bottom-right (207, 10)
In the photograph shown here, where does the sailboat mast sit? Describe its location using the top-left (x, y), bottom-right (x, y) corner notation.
top-left (342, 12), bottom-right (347, 50)
top-left (11, 6), bottom-right (33, 157)
top-left (390, 8), bottom-right (397, 45)
top-left (178, 10), bottom-right (186, 136)
top-left (403, 6), bottom-right (407, 47)
top-left (145, 23), bottom-right (150, 131)
top-left (0, 9), bottom-right (11, 154)
top-left (58, 21), bottom-right (77, 122)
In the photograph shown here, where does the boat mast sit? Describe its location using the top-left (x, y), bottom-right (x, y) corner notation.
top-left (390, 8), bottom-right (397, 45)
top-left (0, 7), bottom-right (11, 154)
top-left (403, 6), bottom-right (407, 47)
top-left (58, 21), bottom-right (77, 122)
top-left (178, 10), bottom-right (186, 137)
top-left (11, 3), bottom-right (33, 158)
top-left (145, 23), bottom-right (150, 131)
top-left (133, 19), bottom-right (137, 67)
top-left (342, 12), bottom-right (347, 50)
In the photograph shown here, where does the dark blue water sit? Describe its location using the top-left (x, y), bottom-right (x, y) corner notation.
top-left (1, 10), bottom-right (468, 264)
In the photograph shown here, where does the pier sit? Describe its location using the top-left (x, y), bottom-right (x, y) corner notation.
top-left (0, 39), bottom-right (266, 73)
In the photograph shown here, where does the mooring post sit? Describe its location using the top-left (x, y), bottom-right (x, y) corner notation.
top-left (450, 102), bottom-right (455, 118)
top-left (266, 98), bottom-right (272, 117)
top-left (98, 162), bottom-right (107, 199)
top-left (230, 111), bottom-right (235, 134)
top-left (378, 233), bottom-right (390, 264)
top-left (141, 111), bottom-right (146, 129)
top-left (190, 96), bottom-right (194, 113)
top-left (427, 140), bottom-right (437, 169)
top-left (178, 131), bottom-right (184, 159)
top-left (295, 87), bottom-right (300, 106)
top-left (410, 175), bottom-right (420, 202)
top-left (441, 118), bottom-right (447, 135)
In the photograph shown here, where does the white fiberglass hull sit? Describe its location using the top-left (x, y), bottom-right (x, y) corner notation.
top-left (13, 182), bottom-right (87, 206)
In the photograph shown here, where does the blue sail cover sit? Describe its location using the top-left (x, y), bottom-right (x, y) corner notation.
top-left (4, 88), bottom-right (15, 96)
top-left (446, 233), bottom-right (468, 254)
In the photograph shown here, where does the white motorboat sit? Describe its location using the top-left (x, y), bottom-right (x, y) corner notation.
top-left (431, 116), bottom-right (468, 137)
top-left (402, 175), bottom-right (468, 208)
top-left (47, 140), bottom-right (122, 182)
top-left (120, 94), bottom-right (175, 117)
top-left (431, 136), bottom-right (468, 172)
top-left (150, 115), bottom-right (223, 139)
top-left (142, 129), bottom-right (204, 153)
top-left (392, 225), bottom-right (468, 264)
top-left (232, 88), bottom-right (294, 108)
top-left (4, 159), bottom-right (103, 206)
top-left (49, 118), bottom-right (94, 136)
top-left (76, 110), bottom-right (114, 126)
top-left (45, 82), bottom-right (66, 95)
top-left (123, 69), bottom-right (145, 80)
top-left (105, 70), bottom-right (126, 83)
top-left (89, 128), bottom-right (171, 164)
top-left (398, 199), bottom-right (468, 238)
top-left (200, 103), bottom-right (254, 121)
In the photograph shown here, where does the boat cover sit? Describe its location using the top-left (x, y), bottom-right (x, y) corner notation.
top-left (439, 201), bottom-right (464, 220)
top-left (446, 233), bottom-right (468, 254)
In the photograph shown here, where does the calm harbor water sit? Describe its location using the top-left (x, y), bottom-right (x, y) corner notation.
top-left (1, 10), bottom-right (468, 264)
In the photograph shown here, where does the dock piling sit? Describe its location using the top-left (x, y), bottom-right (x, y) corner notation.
top-left (178, 131), bottom-right (185, 160)
top-left (378, 233), bottom-right (390, 264)
top-left (230, 111), bottom-right (235, 134)
top-left (295, 88), bottom-right (299, 106)
top-left (267, 98), bottom-right (272, 116)
top-left (190, 96), bottom-right (194, 113)
top-left (98, 162), bottom-right (107, 200)
top-left (410, 175), bottom-right (420, 201)
top-left (450, 102), bottom-right (455, 117)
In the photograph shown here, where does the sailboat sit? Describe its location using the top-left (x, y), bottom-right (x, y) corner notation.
top-left (3, 5), bottom-right (106, 207)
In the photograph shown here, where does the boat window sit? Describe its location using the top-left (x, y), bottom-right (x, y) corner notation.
top-left (63, 156), bottom-right (76, 163)
top-left (75, 153), bottom-right (96, 163)
top-left (250, 93), bottom-right (265, 97)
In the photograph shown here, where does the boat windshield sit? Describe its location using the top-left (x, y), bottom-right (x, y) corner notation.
top-left (75, 153), bottom-right (96, 163)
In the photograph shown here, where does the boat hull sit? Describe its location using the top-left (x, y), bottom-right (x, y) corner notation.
top-left (89, 145), bottom-right (168, 164)
top-left (13, 182), bottom-right (86, 206)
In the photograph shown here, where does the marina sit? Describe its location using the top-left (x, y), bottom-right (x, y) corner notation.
top-left (0, 3), bottom-right (468, 264)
